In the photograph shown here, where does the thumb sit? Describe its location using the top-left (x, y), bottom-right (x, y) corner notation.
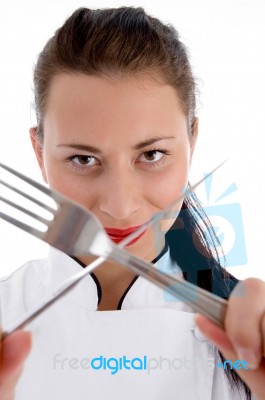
top-left (194, 314), bottom-right (265, 400)
top-left (0, 330), bottom-right (32, 385)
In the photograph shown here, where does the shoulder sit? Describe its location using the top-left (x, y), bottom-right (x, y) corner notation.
top-left (0, 249), bottom-right (88, 327)
top-left (0, 258), bottom-right (47, 290)
top-left (0, 257), bottom-right (48, 327)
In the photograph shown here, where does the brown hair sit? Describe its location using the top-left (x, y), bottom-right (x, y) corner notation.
top-left (33, 6), bottom-right (197, 141)
top-left (32, 7), bottom-right (251, 399)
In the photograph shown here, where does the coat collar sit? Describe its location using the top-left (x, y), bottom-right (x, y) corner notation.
top-left (42, 246), bottom-right (190, 311)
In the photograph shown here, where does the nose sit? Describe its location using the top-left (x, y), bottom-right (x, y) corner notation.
top-left (98, 168), bottom-right (142, 222)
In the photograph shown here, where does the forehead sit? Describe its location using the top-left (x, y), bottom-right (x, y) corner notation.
top-left (43, 73), bottom-right (188, 142)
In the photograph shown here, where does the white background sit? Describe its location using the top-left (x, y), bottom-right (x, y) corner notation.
top-left (0, 0), bottom-right (265, 280)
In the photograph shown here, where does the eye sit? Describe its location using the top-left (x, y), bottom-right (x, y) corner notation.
top-left (138, 149), bottom-right (168, 163)
top-left (67, 155), bottom-right (99, 168)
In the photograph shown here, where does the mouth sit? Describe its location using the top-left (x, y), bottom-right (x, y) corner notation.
top-left (104, 225), bottom-right (147, 246)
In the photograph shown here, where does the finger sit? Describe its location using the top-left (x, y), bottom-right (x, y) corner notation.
top-left (225, 278), bottom-right (265, 367)
top-left (195, 314), bottom-right (265, 400)
top-left (0, 330), bottom-right (32, 390)
top-left (262, 311), bottom-right (265, 357)
top-left (194, 314), bottom-right (235, 354)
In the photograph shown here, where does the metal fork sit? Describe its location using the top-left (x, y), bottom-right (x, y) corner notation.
top-left (0, 161), bottom-right (228, 337)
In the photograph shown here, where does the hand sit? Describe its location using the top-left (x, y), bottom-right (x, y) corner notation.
top-left (0, 329), bottom-right (32, 400)
top-left (194, 278), bottom-right (265, 400)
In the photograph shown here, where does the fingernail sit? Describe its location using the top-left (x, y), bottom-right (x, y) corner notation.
top-left (236, 347), bottom-right (259, 369)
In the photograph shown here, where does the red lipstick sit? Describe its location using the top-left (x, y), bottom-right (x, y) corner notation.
top-left (104, 225), bottom-right (147, 246)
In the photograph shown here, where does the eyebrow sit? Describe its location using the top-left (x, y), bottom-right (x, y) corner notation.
top-left (57, 136), bottom-right (176, 153)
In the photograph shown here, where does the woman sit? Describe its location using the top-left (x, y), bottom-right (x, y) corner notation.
top-left (0, 6), bottom-right (265, 399)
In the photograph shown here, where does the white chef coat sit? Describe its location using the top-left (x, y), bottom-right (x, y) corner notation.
top-left (0, 247), bottom-right (248, 400)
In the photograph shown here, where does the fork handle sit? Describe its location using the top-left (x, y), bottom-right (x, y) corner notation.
top-left (109, 247), bottom-right (227, 328)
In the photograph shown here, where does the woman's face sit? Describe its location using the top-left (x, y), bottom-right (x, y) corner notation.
top-left (30, 73), bottom-right (198, 262)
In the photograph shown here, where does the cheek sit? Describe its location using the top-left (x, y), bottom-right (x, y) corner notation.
top-left (41, 148), bottom-right (95, 208)
top-left (155, 163), bottom-right (189, 233)
top-left (45, 168), bottom-right (96, 208)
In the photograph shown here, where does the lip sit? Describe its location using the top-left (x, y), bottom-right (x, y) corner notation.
top-left (104, 225), bottom-right (147, 246)
top-left (104, 225), bottom-right (143, 236)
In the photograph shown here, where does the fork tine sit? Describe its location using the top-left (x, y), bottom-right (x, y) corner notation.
top-left (0, 211), bottom-right (44, 238)
top-left (0, 196), bottom-right (51, 225)
top-left (0, 162), bottom-right (62, 204)
top-left (0, 179), bottom-right (55, 213)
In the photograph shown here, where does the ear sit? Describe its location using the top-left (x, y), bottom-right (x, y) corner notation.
top-left (190, 117), bottom-right (199, 161)
top-left (29, 127), bottom-right (48, 183)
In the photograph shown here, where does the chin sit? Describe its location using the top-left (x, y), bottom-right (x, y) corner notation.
top-left (128, 232), bottom-right (164, 262)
